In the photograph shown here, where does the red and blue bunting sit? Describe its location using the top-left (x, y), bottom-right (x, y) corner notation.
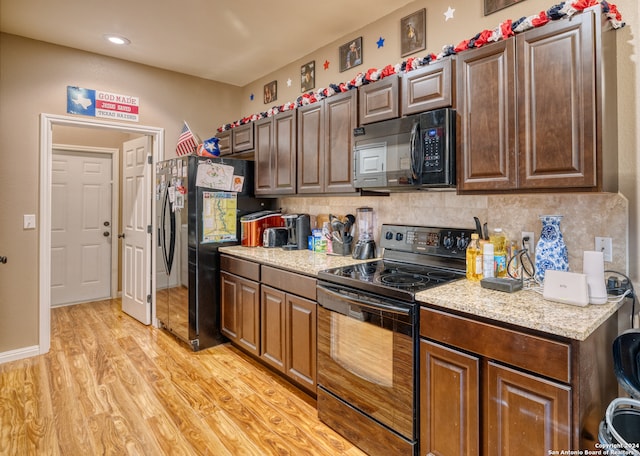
top-left (217, 0), bottom-right (624, 133)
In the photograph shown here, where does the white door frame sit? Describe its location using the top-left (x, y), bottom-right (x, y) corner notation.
top-left (52, 144), bottom-right (120, 301)
top-left (40, 113), bottom-right (164, 354)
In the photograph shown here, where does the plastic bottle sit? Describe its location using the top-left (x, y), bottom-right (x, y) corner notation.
top-left (491, 228), bottom-right (507, 278)
top-left (483, 242), bottom-right (495, 278)
top-left (466, 233), bottom-right (483, 281)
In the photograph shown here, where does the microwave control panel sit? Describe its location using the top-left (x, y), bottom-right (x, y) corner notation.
top-left (422, 127), bottom-right (445, 172)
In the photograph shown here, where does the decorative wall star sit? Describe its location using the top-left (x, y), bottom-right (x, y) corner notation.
top-left (444, 6), bottom-right (455, 21)
top-left (323, 60), bottom-right (330, 70)
top-left (376, 37), bottom-right (385, 48)
top-left (287, 78), bottom-right (292, 87)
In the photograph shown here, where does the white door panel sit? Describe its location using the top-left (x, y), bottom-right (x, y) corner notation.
top-left (121, 136), bottom-right (152, 325)
top-left (51, 150), bottom-right (112, 306)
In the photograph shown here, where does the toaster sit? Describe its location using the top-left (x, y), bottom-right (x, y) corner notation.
top-left (263, 227), bottom-right (289, 248)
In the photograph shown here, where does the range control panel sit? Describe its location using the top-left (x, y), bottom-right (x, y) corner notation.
top-left (380, 224), bottom-right (476, 258)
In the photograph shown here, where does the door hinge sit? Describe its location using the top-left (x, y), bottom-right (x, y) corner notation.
top-left (147, 155), bottom-right (153, 165)
top-left (147, 225), bottom-right (152, 234)
top-left (147, 294), bottom-right (151, 304)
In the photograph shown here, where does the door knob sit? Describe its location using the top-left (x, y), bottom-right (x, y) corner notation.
top-left (103, 231), bottom-right (110, 237)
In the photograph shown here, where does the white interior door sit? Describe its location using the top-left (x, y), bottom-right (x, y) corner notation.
top-left (51, 149), bottom-right (112, 306)
top-left (122, 136), bottom-right (152, 324)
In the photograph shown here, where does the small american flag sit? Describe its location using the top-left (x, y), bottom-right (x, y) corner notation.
top-left (176, 122), bottom-right (198, 156)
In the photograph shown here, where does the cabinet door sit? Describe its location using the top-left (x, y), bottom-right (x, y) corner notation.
top-left (401, 58), bottom-right (454, 116)
top-left (457, 39), bottom-right (517, 192)
top-left (485, 362), bottom-right (571, 455)
top-left (254, 116), bottom-right (274, 195)
top-left (220, 271), bottom-right (239, 341)
top-left (517, 11), bottom-right (596, 189)
top-left (324, 91), bottom-right (357, 193)
top-left (297, 102), bottom-right (324, 193)
top-left (359, 76), bottom-right (399, 125)
top-left (273, 110), bottom-right (297, 194)
top-left (220, 272), bottom-right (260, 356)
top-left (260, 285), bottom-right (286, 372)
top-left (232, 123), bottom-right (254, 153)
top-left (420, 339), bottom-right (480, 456)
top-left (285, 294), bottom-right (317, 391)
top-left (217, 130), bottom-right (231, 156)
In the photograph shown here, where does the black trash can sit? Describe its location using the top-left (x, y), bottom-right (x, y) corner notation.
top-left (598, 398), bottom-right (640, 455)
top-left (598, 330), bottom-right (640, 455)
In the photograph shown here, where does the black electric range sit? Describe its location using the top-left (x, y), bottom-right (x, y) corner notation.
top-left (318, 224), bottom-right (475, 302)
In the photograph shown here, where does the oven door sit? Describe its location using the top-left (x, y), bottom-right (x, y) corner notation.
top-left (316, 283), bottom-right (417, 441)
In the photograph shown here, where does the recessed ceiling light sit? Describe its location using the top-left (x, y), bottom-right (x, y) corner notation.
top-left (104, 34), bottom-right (130, 45)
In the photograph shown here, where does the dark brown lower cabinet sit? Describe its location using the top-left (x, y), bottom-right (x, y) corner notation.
top-left (485, 362), bottom-right (570, 454)
top-left (420, 305), bottom-right (618, 455)
top-left (420, 339), bottom-right (480, 456)
top-left (261, 285), bottom-right (317, 392)
top-left (220, 271), bottom-right (260, 356)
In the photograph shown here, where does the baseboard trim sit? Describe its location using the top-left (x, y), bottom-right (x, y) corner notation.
top-left (0, 345), bottom-right (40, 364)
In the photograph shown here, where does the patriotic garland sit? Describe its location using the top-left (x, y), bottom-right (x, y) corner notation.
top-left (217, 0), bottom-right (624, 133)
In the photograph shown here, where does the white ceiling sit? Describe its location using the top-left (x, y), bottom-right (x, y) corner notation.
top-left (0, 0), bottom-right (413, 87)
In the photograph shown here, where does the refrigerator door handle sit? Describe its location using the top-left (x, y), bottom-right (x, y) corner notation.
top-left (160, 186), bottom-right (177, 275)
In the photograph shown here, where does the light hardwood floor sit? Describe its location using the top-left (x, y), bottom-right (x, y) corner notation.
top-left (0, 299), bottom-right (367, 455)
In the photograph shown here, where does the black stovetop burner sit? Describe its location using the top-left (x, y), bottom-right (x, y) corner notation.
top-left (318, 259), bottom-right (465, 302)
top-left (318, 224), bottom-right (475, 302)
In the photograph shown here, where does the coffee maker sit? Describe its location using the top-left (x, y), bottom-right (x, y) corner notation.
top-left (281, 214), bottom-right (311, 250)
top-left (352, 207), bottom-right (376, 259)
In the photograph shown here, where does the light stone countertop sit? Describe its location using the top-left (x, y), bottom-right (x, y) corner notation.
top-left (218, 245), bottom-right (371, 276)
top-left (415, 280), bottom-right (622, 341)
top-left (219, 246), bottom-right (622, 341)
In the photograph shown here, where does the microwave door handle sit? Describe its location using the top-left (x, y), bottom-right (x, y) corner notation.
top-left (410, 121), bottom-right (422, 184)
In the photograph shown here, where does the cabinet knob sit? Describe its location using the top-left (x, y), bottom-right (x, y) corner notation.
top-left (0, 256), bottom-right (7, 264)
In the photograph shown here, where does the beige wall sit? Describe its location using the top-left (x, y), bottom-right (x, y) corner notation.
top-left (240, 0), bottom-right (638, 277)
top-left (0, 34), bottom-right (242, 353)
top-left (0, 0), bottom-right (638, 356)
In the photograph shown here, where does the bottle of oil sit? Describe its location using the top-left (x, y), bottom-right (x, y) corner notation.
top-left (466, 233), bottom-right (482, 281)
top-left (491, 228), bottom-right (507, 278)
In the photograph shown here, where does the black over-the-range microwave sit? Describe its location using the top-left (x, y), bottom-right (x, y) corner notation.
top-left (352, 108), bottom-right (456, 191)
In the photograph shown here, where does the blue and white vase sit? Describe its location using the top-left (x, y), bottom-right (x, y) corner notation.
top-left (534, 215), bottom-right (569, 283)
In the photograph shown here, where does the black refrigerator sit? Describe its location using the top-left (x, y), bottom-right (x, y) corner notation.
top-left (155, 155), bottom-right (274, 350)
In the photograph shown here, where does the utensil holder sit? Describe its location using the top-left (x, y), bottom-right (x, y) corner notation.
top-left (331, 240), bottom-right (352, 256)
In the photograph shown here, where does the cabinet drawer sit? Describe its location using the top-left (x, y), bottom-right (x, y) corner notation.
top-left (220, 254), bottom-right (260, 281)
top-left (420, 307), bottom-right (570, 383)
top-left (261, 265), bottom-right (317, 301)
top-left (232, 123), bottom-right (254, 152)
top-left (359, 76), bottom-right (399, 125)
top-left (217, 131), bottom-right (231, 156)
top-left (401, 58), bottom-right (455, 115)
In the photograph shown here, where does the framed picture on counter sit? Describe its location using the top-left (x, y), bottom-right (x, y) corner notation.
top-left (264, 80), bottom-right (277, 104)
top-left (400, 9), bottom-right (426, 57)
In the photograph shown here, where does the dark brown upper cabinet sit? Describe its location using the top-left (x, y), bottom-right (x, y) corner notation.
top-left (297, 90), bottom-right (357, 194)
top-left (254, 110), bottom-right (297, 196)
top-left (457, 5), bottom-right (617, 193)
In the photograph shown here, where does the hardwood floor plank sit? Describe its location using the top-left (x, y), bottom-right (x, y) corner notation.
top-left (0, 299), bottom-right (367, 455)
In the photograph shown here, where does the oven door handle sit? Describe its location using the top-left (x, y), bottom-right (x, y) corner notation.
top-left (317, 285), bottom-right (411, 316)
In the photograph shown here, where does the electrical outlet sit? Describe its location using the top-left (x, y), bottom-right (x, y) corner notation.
top-left (521, 231), bottom-right (535, 253)
top-left (595, 237), bottom-right (613, 262)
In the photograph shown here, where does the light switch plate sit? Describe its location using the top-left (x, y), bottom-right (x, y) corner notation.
top-left (24, 214), bottom-right (36, 229)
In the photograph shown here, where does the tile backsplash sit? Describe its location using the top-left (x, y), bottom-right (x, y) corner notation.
top-left (279, 191), bottom-right (628, 274)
